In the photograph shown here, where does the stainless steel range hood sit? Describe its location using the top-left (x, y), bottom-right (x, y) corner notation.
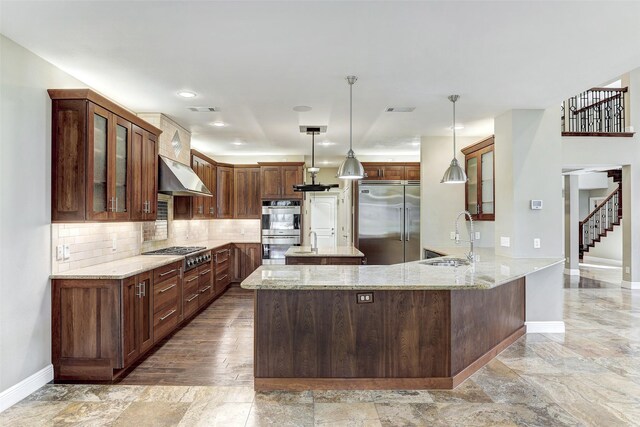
top-left (158, 155), bottom-right (212, 197)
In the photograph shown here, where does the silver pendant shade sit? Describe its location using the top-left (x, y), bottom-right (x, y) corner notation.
top-left (441, 95), bottom-right (468, 184)
top-left (337, 75), bottom-right (365, 180)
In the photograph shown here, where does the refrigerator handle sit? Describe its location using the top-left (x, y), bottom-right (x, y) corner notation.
top-left (398, 207), bottom-right (404, 241)
top-left (406, 207), bottom-right (410, 241)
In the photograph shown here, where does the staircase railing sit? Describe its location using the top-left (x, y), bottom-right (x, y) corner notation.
top-left (562, 87), bottom-right (632, 136)
top-left (579, 185), bottom-right (622, 256)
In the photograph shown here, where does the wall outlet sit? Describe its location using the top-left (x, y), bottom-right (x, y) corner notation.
top-left (56, 245), bottom-right (64, 261)
top-left (450, 232), bottom-right (456, 240)
top-left (500, 236), bottom-right (510, 247)
top-left (475, 231), bottom-right (481, 240)
top-left (533, 238), bottom-right (541, 249)
top-left (112, 237), bottom-right (117, 251)
top-left (625, 266), bottom-right (630, 274)
top-left (63, 245), bottom-right (70, 260)
top-left (356, 292), bottom-right (374, 304)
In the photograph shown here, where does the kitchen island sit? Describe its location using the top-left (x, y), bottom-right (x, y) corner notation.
top-left (242, 248), bottom-right (563, 390)
top-left (285, 245), bottom-right (365, 265)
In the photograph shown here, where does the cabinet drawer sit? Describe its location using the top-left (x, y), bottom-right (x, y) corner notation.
top-left (183, 269), bottom-right (199, 290)
top-left (214, 247), bottom-right (230, 263)
top-left (198, 265), bottom-right (212, 288)
top-left (153, 277), bottom-right (179, 315)
top-left (183, 290), bottom-right (200, 318)
top-left (153, 261), bottom-right (181, 283)
top-left (153, 302), bottom-right (178, 342)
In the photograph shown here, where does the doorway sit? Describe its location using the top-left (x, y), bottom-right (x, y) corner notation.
top-left (309, 193), bottom-right (338, 248)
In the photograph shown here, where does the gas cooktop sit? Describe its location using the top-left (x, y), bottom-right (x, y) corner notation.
top-left (142, 246), bottom-right (206, 256)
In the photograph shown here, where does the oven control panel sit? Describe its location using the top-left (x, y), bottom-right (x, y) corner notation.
top-left (185, 250), bottom-right (211, 272)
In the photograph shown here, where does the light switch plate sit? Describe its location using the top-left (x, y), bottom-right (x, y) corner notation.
top-left (626, 266), bottom-right (631, 274)
top-left (63, 245), bottom-right (70, 260)
top-left (56, 245), bottom-right (64, 261)
top-left (500, 236), bottom-right (510, 247)
top-left (475, 232), bottom-right (481, 240)
top-left (112, 237), bottom-right (117, 251)
top-left (450, 232), bottom-right (456, 240)
top-left (533, 238), bottom-right (541, 249)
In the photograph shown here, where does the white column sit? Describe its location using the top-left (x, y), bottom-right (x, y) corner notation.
top-left (564, 175), bottom-right (580, 275)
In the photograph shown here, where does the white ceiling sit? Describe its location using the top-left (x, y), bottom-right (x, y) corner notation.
top-left (2, 1), bottom-right (640, 163)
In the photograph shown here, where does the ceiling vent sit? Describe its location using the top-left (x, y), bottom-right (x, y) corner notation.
top-left (385, 107), bottom-right (415, 113)
top-left (188, 107), bottom-right (220, 112)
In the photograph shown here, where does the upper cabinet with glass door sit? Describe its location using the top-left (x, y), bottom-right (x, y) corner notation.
top-left (49, 89), bottom-right (161, 222)
top-left (461, 136), bottom-right (494, 221)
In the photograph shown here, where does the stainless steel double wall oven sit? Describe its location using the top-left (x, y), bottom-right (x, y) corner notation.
top-left (261, 200), bottom-right (301, 264)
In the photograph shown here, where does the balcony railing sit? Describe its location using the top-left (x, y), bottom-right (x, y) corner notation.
top-left (562, 87), bottom-right (633, 137)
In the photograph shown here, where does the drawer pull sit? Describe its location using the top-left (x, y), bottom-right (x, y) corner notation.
top-left (200, 269), bottom-right (211, 276)
top-left (160, 309), bottom-right (176, 321)
top-left (218, 274), bottom-right (228, 281)
top-left (200, 286), bottom-right (212, 293)
top-left (159, 268), bottom-right (177, 277)
top-left (159, 283), bottom-right (176, 293)
top-left (186, 276), bottom-right (199, 283)
top-left (186, 294), bottom-right (199, 302)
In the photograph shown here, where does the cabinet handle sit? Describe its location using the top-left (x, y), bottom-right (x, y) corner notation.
top-left (186, 294), bottom-right (199, 302)
top-left (200, 269), bottom-right (211, 276)
top-left (218, 274), bottom-right (228, 282)
top-left (210, 207), bottom-right (214, 215)
top-left (115, 197), bottom-right (118, 212)
top-left (139, 282), bottom-right (145, 297)
top-left (200, 286), bottom-right (212, 293)
top-left (186, 276), bottom-right (199, 283)
top-left (477, 203), bottom-right (480, 215)
top-left (160, 309), bottom-right (176, 321)
top-left (143, 201), bottom-right (148, 214)
top-left (159, 268), bottom-right (177, 277)
top-left (110, 197), bottom-right (115, 212)
top-left (136, 282), bottom-right (141, 297)
top-left (159, 283), bottom-right (176, 293)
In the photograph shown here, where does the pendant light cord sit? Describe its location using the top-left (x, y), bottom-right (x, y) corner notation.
top-left (349, 80), bottom-right (353, 152)
top-left (311, 132), bottom-right (315, 168)
top-left (452, 98), bottom-right (456, 159)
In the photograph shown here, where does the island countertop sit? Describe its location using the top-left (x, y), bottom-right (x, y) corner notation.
top-left (284, 246), bottom-right (364, 258)
top-left (242, 247), bottom-right (563, 290)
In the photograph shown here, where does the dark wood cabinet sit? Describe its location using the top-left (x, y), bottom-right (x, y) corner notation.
top-left (361, 162), bottom-right (420, 181)
top-left (49, 89), bottom-right (161, 222)
top-left (259, 163), bottom-right (304, 199)
top-left (198, 262), bottom-right (214, 307)
top-left (217, 165), bottom-right (234, 218)
top-left (214, 245), bottom-right (232, 294)
top-left (461, 136), bottom-right (495, 221)
top-left (232, 243), bottom-right (262, 282)
top-left (122, 270), bottom-right (154, 369)
top-left (234, 167), bottom-right (261, 218)
top-left (131, 125), bottom-right (158, 221)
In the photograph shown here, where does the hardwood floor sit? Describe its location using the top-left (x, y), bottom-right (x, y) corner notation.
top-left (118, 286), bottom-right (254, 386)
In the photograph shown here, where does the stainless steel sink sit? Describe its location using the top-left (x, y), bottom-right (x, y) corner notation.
top-left (420, 258), bottom-right (469, 267)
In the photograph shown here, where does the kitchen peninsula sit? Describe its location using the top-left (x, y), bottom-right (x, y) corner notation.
top-left (242, 248), bottom-right (563, 391)
top-left (284, 246), bottom-right (365, 265)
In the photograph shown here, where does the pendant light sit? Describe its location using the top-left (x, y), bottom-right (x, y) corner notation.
top-left (293, 126), bottom-right (338, 192)
top-left (337, 75), bottom-right (365, 180)
top-left (441, 95), bottom-right (468, 184)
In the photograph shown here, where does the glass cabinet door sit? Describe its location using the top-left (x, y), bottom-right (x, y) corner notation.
top-left (466, 156), bottom-right (478, 215)
top-left (114, 119), bottom-right (129, 214)
top-left (91, 108), bottom-right (109, 217)
top-left (481, 150), bottom-right (494, 216)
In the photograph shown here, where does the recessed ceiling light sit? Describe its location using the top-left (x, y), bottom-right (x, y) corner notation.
top-left (322, 161), bottom-right (330, 165)
top-left (231, 140), bottom-right (245, 146)
top-left (211, 121), bottom-right (227, 127)
top-left (319, 141), bottom-right (335, 146)
top-left (293, 105), bottom-right (312, 112)
top-left (449, 124), bottom-right (464, 130)
top-left (177, 90), bottom-right (197, 98)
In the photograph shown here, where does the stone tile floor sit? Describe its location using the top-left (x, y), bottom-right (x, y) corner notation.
top-left (2, 268), bottom-right (640, 426)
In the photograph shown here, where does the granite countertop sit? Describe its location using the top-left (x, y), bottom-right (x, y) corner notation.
top-left (50, 239), bottom-right (261, 280)
top-left (241, 247), bottom-right (564, 291)
top-left (285, 246), bottom-right (365, 258)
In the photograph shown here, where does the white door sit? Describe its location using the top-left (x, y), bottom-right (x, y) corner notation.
top-left (310, 193), bottom-right (338, 248)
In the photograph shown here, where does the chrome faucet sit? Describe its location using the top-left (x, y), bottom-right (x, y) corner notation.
top-left (455, 210), bottom-right (475, 262)
top-left (309, 231), bottom-right (318, 253)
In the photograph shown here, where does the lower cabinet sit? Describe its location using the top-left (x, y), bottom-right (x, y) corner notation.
top-left (232, 243), bottom-right (262, 282)
top-left (214, 245), bottom-right (232, 294)
top-left (122, 271), bottom-right (154, 367)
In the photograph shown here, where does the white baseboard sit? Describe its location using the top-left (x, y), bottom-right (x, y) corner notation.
top-left (564, 268), bottom-right (580, 276)
top-left (525, 321), bottom-right (565, 334)
top-left (582, 256), bottom-right (623, 267)
top-left (0, 364), bottom-right (53, 413)
top-left (622, 280), bottom-right (640, 290)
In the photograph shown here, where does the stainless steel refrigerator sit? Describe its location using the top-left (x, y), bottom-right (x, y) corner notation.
top-left (357, 181), bottom-right (420, 265)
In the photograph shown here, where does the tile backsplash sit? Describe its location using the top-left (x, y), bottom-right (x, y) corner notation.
top-left (51, 218), bottom-right (261, 273)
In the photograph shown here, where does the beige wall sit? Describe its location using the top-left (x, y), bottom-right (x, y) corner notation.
top-left (137, 113), bottom-right (191, 164)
